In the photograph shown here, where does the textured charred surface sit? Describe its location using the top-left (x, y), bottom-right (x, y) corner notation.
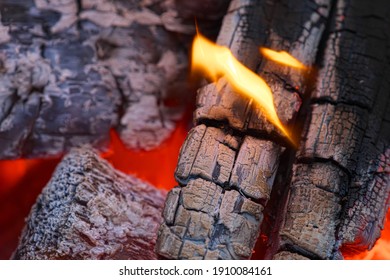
top-left (299, 104), bottom-right (368, 170)
top-left (0, 0), bottom-right (226, 158)
top-left (278, 163), bottom-right (348, 259)
top-left (195, 0), bottom-right (331, 137)
top-left (0, 40), bottom-right (120, 158)
top-left (13, 147), bottom-right (166, 260)
top-left (268, 0), bottom-right (390, 259)
top-left (156, 178), bottom-right (264, 259)
top-left (156, 0), bottom-right (333, 260)
top-left (157, 0), bottom-right (390, 260)
top-left (331, 0), bottom-right (390, 253)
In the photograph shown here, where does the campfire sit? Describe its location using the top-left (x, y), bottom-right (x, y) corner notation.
top-left (0, 0), bottom-right (389, 260)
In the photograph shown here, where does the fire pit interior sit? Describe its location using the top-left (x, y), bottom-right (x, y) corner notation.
top-left (0, 0), bottom-right (389, 260)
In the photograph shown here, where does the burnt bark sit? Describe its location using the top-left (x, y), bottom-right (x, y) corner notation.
top-left (0, 0), bottom-right (226, 159)
top-left (272, 0), bottom-right (390, 260)
top-left (157, 0), bottom-right (390, 260)
top-left (13, 147), bottom-right (166, 260)
top-left (156, 0), bottom-right (334, 260)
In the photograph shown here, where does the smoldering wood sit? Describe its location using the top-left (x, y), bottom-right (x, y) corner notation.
top-left (156, 0), bottom-right (333, 260)
top-left (278, 163), bottom-right (348, 259)
top-left (325, 0), bottom-right (390, 253)
top-left (0, 0), bottom-right (226, 159)
top-left (337, 69), bottom-right (390, 253)
top-left (157, 0), bottom-right (389, 260)
top-left (175, 124), bottom-right (281, 202)
top-left (13, 147), bottom-right (166, 260)
top-left (298, 103), bottom-right (368, 170)
top-left (267, 0), bottom-right (390, 259)
top-left (195, 0), bottom-right (331, 137)
top-left (4, 0), bottom-right (387, 261)
top-left (175, 124), bottom-right (239, 187)
top-left (196, 77), bottom-right (301, 137)
top-left (156, 178), bottom-right (264, 259)
top-left (0, 41), bottom-right (120, 158)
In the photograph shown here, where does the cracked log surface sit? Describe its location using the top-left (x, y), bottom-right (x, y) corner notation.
top-left (156, 0), bottom-right (390, 260)
top-left (156, 0), bottom-right (333, 260)
top-left (0, 0), bottom-right (227, 158)
top-left (13, 147), bottom-right (166, 260)
top-left (273, 0), bottom-right (390, 260)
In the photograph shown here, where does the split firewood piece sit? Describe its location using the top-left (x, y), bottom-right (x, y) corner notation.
top-left (0, 0), bottom-right (226, 159)
top-left (267, 0), bottom-right (390, 259)
top-left (156, 0), bottom-right (332, 260)
top-left (157, 125), bottom-right (277, 259)
top-left (156, 178), bottom-right (264, 259)
top-left (12, 147), bottom-right (166, 260)
top-left (175, 125), bottom-right (281, 203)
top-left (307, 0), bottom-right (390, 255)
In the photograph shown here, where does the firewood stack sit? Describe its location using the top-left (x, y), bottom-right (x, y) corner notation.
top-left (1, 0), bottom-right (389, 260)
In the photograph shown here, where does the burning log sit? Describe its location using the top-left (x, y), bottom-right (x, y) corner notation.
top-left (0, 0), bottom-right (227, 159)
top-left (156, 0), bottom-right (333, 259)
top-left (2, 0), bottom-right (389, 261)
top-left (271, 0), bottom-right (390, 260)
top-left (13, 147), bottom-right (166, 260)
top-left (156, 0), bottom-right (390, 260)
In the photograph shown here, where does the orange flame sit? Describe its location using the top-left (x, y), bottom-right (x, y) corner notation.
top-left (259, 48), bottom-right (307, 70)
top-left (191, 33), bottom-right (294, 142)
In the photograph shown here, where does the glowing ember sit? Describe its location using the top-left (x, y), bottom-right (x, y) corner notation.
top-left (191, 33), bottom-right (295, 141)
top-left (259, 48), bottom-right (307, 70)
top-left (102, 106), bottom-right (191, 190)
top-left (343, 209), bottom-right (390, 260)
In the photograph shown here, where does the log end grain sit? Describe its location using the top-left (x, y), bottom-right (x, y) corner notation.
top-left (13, 147), bottom-right (166, 260)
top-left (156, 178), bottom-right (264, 260)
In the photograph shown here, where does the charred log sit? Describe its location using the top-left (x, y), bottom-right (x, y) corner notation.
top-left (156, 0), bottom-right (333, 260)
top-left (157, 0), bottom-right (390, 260)
top-left (267, 0), bottom-right (390, 260)
top-left (13, 147), bottom-right (166, 260)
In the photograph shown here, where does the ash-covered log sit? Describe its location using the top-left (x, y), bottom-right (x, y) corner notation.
top-left (0, 0), bottom-right (227, 159)
top-left (12, 147), bottom-right (166, 260)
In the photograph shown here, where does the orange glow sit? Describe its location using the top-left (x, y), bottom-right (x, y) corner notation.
top-left (0, 160), bottom-right (28, 197)
top-left (0, 157), bottom-right (60, 259)
top-left (102, 109), bottom-right (191, 190)
top-left (343, 209), bottom-right (390, 260)
top-left (0, 159), bottom-right (59, 198)
top-left (191, 33), bottom-right (292, 141)
top-left (259, 48), bottom-right (307, 70)
top-left (0, 106), bottom-right (191, 259)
